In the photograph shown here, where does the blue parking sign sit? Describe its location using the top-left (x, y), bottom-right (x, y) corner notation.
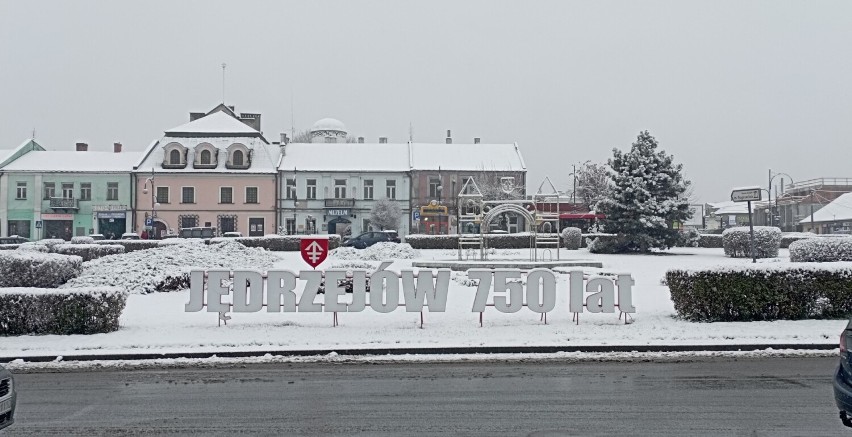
top-left (145, 217), bottom-right (153, 227)
top-left (412, 210), bottom-right (420, 221)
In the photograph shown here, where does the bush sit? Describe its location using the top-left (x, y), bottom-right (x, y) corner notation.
top-left (0, 251), bottom-right (82, 288)
top-left (667, 264), bottom-right (852, 322)
top-left (71, 236), bottom-right (95, 244)
top-left (54, 244), bottom-right (125, 262)
top-left (95, 240), bottom-right (160, 253)
top-left (697, 234), bottom-right (723, 248)
top-left (0, 287), bottom-right (127, 335)
top-left (0, 244), bottom-right (19, 251)
top-left (790, 237), bottom-right (852, 262)
top-left (561, 227), bottom-right (582, 250)
top-left (18, 242), bottom-right (49, 252)
top-left (781, 232), bottom-right (817, 249)
top-left (404, 234), bottom-right (460, 250)
top-left (585, 234), bottom-right (623, 253)
top-left (38, 239), bottom-right (67, 250)
top-left (722, 226), bottom-right (781, 258)
top-left (207, 235), bottom-right (341, 251)
top-left (331, 242), bottom-right (418, 261)
top-left (675, 228), bottom-right (701, 247)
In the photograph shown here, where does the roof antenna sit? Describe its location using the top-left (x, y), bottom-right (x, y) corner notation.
top-left (32, 127), bottom-right (36, 139)
top-left (290, 90), bottom-right (296, 140)
top-left (409, 122), bottom-right (414, 142)
top-left (221, 62), bottom-right (227, 104)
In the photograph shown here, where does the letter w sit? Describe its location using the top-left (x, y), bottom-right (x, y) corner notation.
top-left (400, 269), bottom-right (450, 312)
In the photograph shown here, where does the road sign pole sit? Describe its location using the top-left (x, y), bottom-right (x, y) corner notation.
top-left (747, 200), bottom-right (756, 263)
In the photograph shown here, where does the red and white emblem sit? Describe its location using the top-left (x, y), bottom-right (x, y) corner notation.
top-left (300, 238), bottom-right (328, 269)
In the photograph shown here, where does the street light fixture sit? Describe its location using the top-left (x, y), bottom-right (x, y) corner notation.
top-left (141, 167), bottom-right (160, 238)
top-left (768, 170), bottom-right (794, 228)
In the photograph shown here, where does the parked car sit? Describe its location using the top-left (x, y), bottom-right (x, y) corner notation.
top-left (341, 231), bottom-right (399, 249)
top-left (87, 234), bottom-right (105, 241)
top-left (0, 236), bottom-right (28, 245)
top-left (121, 232), bottom-right (141, 240)
top-left (223, 232), bottom-right (243, 238)
top-left (835, 320), bottom-right (852, 427)
top-left (0, 364), bottom-right (16, 430)
top-left (382, 230), bottom-right (401, 243)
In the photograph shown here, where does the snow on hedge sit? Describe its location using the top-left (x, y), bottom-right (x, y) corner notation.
top-left (790, 237), bottom-right (852, 262)
top-left (330, 242), bottom-right (418, 261)
top-left (0, 287), bottom-right (127, 335)
top-left (722, 226), bottom-right (781, 258)
top-left (54, 243), bottom-right (125, 262)
top-left (71, 236), bottom-right (95, 244)
top-left (0, 251), bottom-right (83, 288)
top-left (560, 227), bottom-right (582, 250)
top-left (62, 240), bottom-right (280, 294)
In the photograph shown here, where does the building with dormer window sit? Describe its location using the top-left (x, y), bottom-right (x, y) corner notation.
top-left (132, 105), bottom-right (280, 238)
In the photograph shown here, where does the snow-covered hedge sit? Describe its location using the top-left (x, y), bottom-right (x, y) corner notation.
top-left (585, 234), bottom-right (624, 253)
top-left (676, 228), bottom-right (701, 248)
top-left (667, 264), bottom-right (852, 322)
top-left (722, 226), bottom-right (781, 258)
top-left (404, 234), bottom-right (460, 250)
top-left (0, 244), bottom-right (19, 251)
top-left (63, 240), bottom-right (280, 294)
top-left (780, 232), bottom-right (817, 249)
top-left (207, 235), bottom-right (341, 251)
top-left (331, 242), bottom-right (418, 261)
top-left (95, 240), bottom-right (160, 253)
top-left (54, 244), bottom-right (125, 262)
top-left (0, 287), bottom-right (127, 335)
top-left (0, 251), bottom-right (82, 288)
top-left (70, 236), bottom-right (95, 244)
top-left (695, 234), bottom-right (723, 248)
top-left (789, 237), bottom-right (852, 262)
top-left (560, 227), bottom-right (582, 250)
top-left (18, 242), bottom-right (49, 252)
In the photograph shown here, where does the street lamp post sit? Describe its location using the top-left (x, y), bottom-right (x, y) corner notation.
top-left (141, 168), bottom-right (160, 238)
top-left (768, 170), bottom-right (794, 228)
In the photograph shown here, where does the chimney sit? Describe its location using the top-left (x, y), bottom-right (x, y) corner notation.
top-left (280, 132), bottom-right (289, 145)
top-left (76, 142), bottom-right (88, 152)
top-left (358, 136), bottom-right (365, 143)
top-left (113, 142), bottom-right (122, 153)
top-left (379, 137), bottom-right (388, 144)
top-left (446, 129), bottom-right (452, 144)
top-left (474, 137), bottom-right (481, 144)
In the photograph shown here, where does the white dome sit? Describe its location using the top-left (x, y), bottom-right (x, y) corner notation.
top-left (311, 118), bottom-right (347, 133)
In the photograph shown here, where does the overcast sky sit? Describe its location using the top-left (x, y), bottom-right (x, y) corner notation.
top-left (1, 0), bottom-right (850, 202)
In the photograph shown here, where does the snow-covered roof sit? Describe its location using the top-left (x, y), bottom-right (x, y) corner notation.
top-left (1, 150), bottom-right (141, 173)
top-left (709, 200), bottom-right (753, 215)
top-left (799, 192), bottom-right (852, 224)
top-left (409, 142), bottom-right (526, 171)
top-left (0, 149), bottom-right (13, 164)
top-left (165, 111), bottom-right (260, 136)
top-left (311, 118), bottom-right (346, 133)
top-left (280, 143), bottom-right (410, 172)
top-left (134, 137), bottom-right (279, 174)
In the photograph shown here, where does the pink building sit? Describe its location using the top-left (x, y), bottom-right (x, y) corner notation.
top-left (132, 105), bottom-right (280, 237)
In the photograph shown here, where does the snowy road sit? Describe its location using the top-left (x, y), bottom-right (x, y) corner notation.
top-left (5, 356), bottom-right (845, 436)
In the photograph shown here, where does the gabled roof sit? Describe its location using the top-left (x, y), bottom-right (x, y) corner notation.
top-left (800, 192), bottom-right (852, 224)
top-left (280, 143), bottom-right (410, 172)
top-left (409, 142), bottom-right (526, 171)
top-left (0, 138), bottom-right (47, 169)
top-left (165, 111), bottom-right (261, 137)
top-left (709, 200), bottom-right (753, 215)
top-left (134, 137), bottom-right (279, 174)
top-left (2, 150), bottom-right (141, 173)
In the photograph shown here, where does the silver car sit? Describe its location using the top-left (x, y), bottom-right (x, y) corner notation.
top-left (0, 365), bottom-right (15, 430)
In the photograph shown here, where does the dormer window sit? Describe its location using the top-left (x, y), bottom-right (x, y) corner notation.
top-left (201, 150), bottom-right (211, 165)
top-left (193, 142), bottom-right (218, 169)
top-left (233, 150), bottom-right (244, 166)
top-left (162, 142), bottom-right (187, 169)
top-left (225, 143), bottom-right (251, 169)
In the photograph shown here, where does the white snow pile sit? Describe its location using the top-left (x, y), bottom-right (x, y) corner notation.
top-left (330, 242), bottom-right (418, 261)
top-left (62, 240), bottom-right (279, 294)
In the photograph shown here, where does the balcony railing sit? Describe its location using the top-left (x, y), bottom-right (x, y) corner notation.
top-left (325, 198), bottom-right (355, 208)
top-left (49, 197), bottom-right (79, 210)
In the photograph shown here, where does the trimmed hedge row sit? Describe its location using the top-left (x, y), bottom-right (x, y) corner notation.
top-left (0, 251), bottom-right (82, 288)
top-left (722, 226), bottom-right (781, 258)
top-left (667, 265), bottom-right (852, 322)
top-left (696, 234), bottom-right (723, 248)
top-left (790, 237), bottom-right (852, 262)
top-left (95, 240), bottom-right (161, 252)
top-left (54, 243), bottom-right (125, 262)
top-left (0, 244), bottom-right (19, 251)
top-left (209, 235), bottom-right (342, 251)
top-left (0, 287), bottom-right (127, 335)
top-left (405, 232), bottom-right (624, 250)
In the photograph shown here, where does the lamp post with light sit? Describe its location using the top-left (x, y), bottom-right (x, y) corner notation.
top-left (768, 170), bottom-right (794, 228)
top-left (141, 168), bottom-right (161, 238)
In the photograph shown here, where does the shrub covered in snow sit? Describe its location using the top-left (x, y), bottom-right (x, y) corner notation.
top-left (722, 226), bottom-right (781, 258)
top-left (331, 242), bottom-right (418, 261)
top-left (404, 234), bottom-right (460, 250)
top-left (95, 240), bottom-right (160, 253)
top-left (0, 244), bottom-right (19, 251)
top-left (697, 234), bottom-right (723, 248)
top-left (63, 240), bottom-right (280, 294)
top-left (0, 287), bottom-right (127, 335)
top-left (207, 235), bottom-right (341, 251)
top-left (560, 227), bottom-right (582, 250)
top-left (781, 232), bottom-right (817, 249)
top-left (71, 236), bottom-right (95, 244)
top-left (585, 234), bottom-right (623, 253)
top-left (0, 251), bottom-right (82, 288)
top-left (54, 244), bottom-right (125, 262)
top-left (667, 264), bottom-right (852, 322)
top-left (157, 238), bottom-right (207, 246)
top-left (18, 242), bottom-right (49, 252)
top-left (38, 239), bottom-right (67, 250)
top-left (789, 237), bottom-right (852, 262)
top-left (676, 228), bottom-right (701, 248)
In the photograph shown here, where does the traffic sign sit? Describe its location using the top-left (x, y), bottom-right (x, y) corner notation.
top-left (300, 238), bottom-right (329, 269)
top-left (412, 210), bottom-right (420, 221)
top-left (35, 220), bottom-right (42, 229)
top-left (731, 188), bottom-right (761, 202)
top-left (145, 217), bottom-right (153, 226)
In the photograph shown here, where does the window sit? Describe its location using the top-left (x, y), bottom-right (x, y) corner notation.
top-left (363, 180), bottom-right (374, 200)
top-left (324, 137), bottom-right (337, 143)
top-left (220, 187), bottom-right (233, 204)
top-left (386, 180), bottom-right (396, 199)
top-left (285, 218), bottom-right (296, 235)
top-left (180, 215), bottom-right (198, 229)
top-left (107, 182), bottom-right (119, 201)
top-left (232, 150), bottom-right (244, 167)
top-left (306, 179), bottom-right (317, 199)
top-left (182, 187), bottom-right (195, 204)
top-left (15, 182), bottom-right (27, 200)
top-left (169, 149), bottom-right (181, 165)
top-left (200, 149), bottom-right (212, 165)
top-left (80, 183), bottom-right (91, 201)
top-left (285, 178), bottom-right (296, 200)
top-left (245, 187), bottom-right (258, 204)
top-left (156, 186), bottom-right (170, 204)
top-left (43, 182), bottom-right (55, 200)
top-left (61, 183), bottom-right (74, 199)
top-left (428, 177), bottom-right (441, 198)
top-left (334, 179), bottom-right (347, 199)
top-left (219, 216), bottom-right (236, 233)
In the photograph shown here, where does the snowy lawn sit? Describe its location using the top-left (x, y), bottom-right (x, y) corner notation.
top-left (1, 247), bottom-right (847, 359)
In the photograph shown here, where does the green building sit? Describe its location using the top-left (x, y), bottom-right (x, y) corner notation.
top-left (0, 142), bottom-right (139, 240)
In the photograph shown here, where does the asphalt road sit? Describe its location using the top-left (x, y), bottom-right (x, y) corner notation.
top-left (2, 356), bottom-right (847, 436)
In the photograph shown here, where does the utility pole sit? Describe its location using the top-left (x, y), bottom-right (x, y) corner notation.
top-left (768, 169), bottom-right (772, 226)
top-left (572, 163), bottom-right (577, 203)
top-left (811, 189), bottom-right (816, 233)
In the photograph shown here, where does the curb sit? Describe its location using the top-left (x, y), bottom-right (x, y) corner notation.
top-left (0, 343), bottom-right (838, 363)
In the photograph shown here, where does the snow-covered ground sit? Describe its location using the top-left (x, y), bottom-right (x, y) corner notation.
top-left (1, 247), bottom-right (847, 361)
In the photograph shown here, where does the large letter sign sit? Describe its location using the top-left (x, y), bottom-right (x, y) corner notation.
top-left (300, 238), bottom-right (328, 268)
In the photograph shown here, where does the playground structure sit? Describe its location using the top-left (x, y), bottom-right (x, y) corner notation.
top-left (456, 177), bottom-right (563, 261)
